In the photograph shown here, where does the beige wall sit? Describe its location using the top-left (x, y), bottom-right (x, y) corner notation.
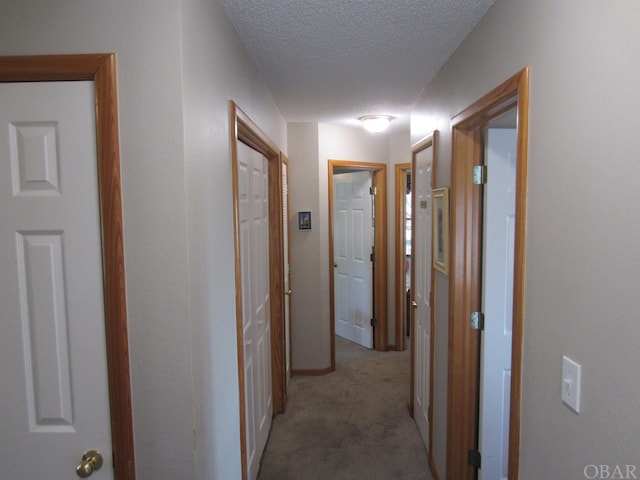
top-left (288, 122), bottom-right (391, 369)
top-left (412, 0), bottom-right (640, 477)
top-left (1, 3), bottom-right (193, 477)
top-left (6, 0), bottom-right (638, 477)
top-left (180, 0), bottom-right (286, 478)
top-left (0, 1), bottom-right (286, 478)
top-left (287, 123), bottom-right (326, 369)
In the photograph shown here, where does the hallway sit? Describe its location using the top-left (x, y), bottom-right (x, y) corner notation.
top-left (258, 337), bottom-right (433, 480)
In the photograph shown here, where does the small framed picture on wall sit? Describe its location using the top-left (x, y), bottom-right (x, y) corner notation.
top-left (298, 211), bottom-right (311, 230)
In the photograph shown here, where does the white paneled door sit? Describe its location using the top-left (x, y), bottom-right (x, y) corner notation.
top-left (333, 171), bottom-right (374, 349)
top-left (412, 144), bottom-right (433, 450)
top-left (478, 129), bottom-right (517, 480)
top-left (237, 142), bottom-right (273, 480)
top-left (0, 82), bottom-right (114, 478)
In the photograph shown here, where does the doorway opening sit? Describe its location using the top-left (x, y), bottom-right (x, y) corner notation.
top-left (230, 101), bottom-right (287, 480)
top-left (394, 163), bottom-right (412, 351)
top-left (328, 159), bottom-right (387, 370)
top-left (332, 169), bottom-right (375, 349)
top-left (447, 67), bottom-right (530, 479)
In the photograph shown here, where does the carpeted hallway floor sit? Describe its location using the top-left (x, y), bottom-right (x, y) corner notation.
top-left (257, 336), bottom-right (433, 480)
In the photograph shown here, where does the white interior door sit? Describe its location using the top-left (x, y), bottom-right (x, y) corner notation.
top-left (412, 144), bottom-right (433, 450)
top-left (333, 171), bottom-right (373, 349)
top-left (282, 159), bottom-right (291, 385)
top-left (478, 128), bottom-right (517, 480)
top-left (237, 142), bottom-right (273, 480)
top-left (0, 82), bottom-right (113, 478)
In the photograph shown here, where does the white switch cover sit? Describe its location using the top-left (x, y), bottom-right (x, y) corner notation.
top-left (562, 355), bottom-right (581, 413)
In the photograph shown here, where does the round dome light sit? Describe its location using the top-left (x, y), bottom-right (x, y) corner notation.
top-left (359, 115), bottom-right (393, 133)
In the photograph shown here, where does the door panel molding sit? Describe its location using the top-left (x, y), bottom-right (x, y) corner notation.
top-left (328, 160), bottom-right (387, 365)
top-left (0, 53), bottom-right (135, 479)
top-left (447, 67), bottom-right (529, 480)
top-left (230, 101), bottom-right (286, 480)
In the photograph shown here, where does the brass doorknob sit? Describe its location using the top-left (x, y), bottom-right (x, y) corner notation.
top-left (412, 301), bottom-right (418, 309)
top-left (76, 450), bottom-right (103, 478)
top-left (285, 289), bottom-right (292, 296)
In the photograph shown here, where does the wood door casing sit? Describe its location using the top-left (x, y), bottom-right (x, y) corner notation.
top-left (394, 163), bottom-right (411, 351)
top-left (328, 159), bottom-right (387, 368)
top-left (447, 67), bottom-right (529, 480)
top-left (0, 54), bottom-right (134, 480)
top-left (230, 101), bottom-right (286, 480)
top-left (333, 171), bottom-right (374, 348)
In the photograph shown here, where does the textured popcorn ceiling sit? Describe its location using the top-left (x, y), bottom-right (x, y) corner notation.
top-left (219, 0), bottom-right (496, 131)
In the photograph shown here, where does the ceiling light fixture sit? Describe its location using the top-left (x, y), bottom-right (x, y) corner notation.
top-left (359, 115), bottom-right (393, 134)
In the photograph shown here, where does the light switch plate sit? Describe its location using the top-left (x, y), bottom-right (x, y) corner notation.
top-left (562, 355), bottom-right (581, 413)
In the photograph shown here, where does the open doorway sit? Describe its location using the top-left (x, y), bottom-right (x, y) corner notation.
top-left (478, 114), bottom-right (517, 480)
top-left (447, 67), bottom-right (529, 479)
top-left (328, 160), bottom-right (387, 370)
top-left (394, 163), bottom-right (412, 351)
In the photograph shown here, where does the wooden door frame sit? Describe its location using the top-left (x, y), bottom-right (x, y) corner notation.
top-left (408, 133), bottom-right (437, 471)
top-left (446, 67), bottom-right (529, 480)
top-left (328, 159), bottom-right (387, 366)
top-left (394, 162), bottom-right (411, 351)
top-left (229, 101), bottom-right (286, 480)
top-left (0, 54), bottom-right (135, 479)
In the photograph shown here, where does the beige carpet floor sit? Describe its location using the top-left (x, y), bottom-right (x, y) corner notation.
top-left (257, 336), bottom-right (433, 480)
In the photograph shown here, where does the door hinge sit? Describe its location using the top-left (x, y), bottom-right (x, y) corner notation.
top-left (370, 252), bottom-right (376, 262)
top-left (370, 317), bottom-right (376, 327)
top-left (470, 311), bottom-right (484, 330)
top-left (468, 449), bottom-right (482, 469)
top-left (427, 405), bottom-right (432, 422)
top-left (473, 165), bottom-right (487, 185)
top-left (369, 186), bottom-right (377, 196)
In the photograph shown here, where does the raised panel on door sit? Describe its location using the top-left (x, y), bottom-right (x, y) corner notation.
top-left (335, 271), bottom-right (350, 336)
top-left (0, 82), bottom-right (113, 478)
top-left (16, 233), bottom-right (73, 431)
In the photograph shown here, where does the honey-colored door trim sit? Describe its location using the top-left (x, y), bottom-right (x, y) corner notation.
top-left (447, 67), bottom-right (529, 480)
top-left (394, 162), bottom-right (411, 351)
top-left (328, 159), bottom-right (387, 367)
top-left (230, 101), bottom-right (286, 480)
top-left (0, 53), bottom-right (135, 479)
